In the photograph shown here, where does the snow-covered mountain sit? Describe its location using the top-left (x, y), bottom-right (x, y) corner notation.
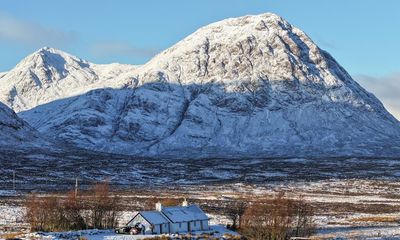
top-left (0, 47), bottom-right (137, 112)
top-left (0, 101), bottom-right (45, 149)
top-left (1, 13), bottom-right (400, 158)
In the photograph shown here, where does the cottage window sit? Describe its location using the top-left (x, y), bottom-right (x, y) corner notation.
top-left (179, 223), bottom-right (182, 228)
top-left (194, 221), bottom-right (197, 226)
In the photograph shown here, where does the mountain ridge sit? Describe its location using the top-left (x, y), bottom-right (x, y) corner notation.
top-left (1, 13), bottom-right (399, 158)
top-left (0, 47), bottom-right (137, 112)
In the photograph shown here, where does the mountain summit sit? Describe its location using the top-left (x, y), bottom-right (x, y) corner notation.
top-left (143, 13), bottom-right (339, 86)
top-left (1, 13), bottom-right (399, 158)
top-left (140, 13), bottom-right (384, 112)
top-left (0, 47), bottom-right (136, 112)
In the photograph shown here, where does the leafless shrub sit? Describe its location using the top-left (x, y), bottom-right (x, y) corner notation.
top-left (84, 181), bottom-right (121, 229)
top-left (25, 181), bottom-right (120, 232)
top-left (24, 194), bottom-right (62, 231)
top-left (240, 193), bottom-right (315, 240)
top-left (224, 200), bottom-right (247, 230)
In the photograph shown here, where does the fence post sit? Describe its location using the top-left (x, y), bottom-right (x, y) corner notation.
top-left (75, 177), bottom-right (78, 197)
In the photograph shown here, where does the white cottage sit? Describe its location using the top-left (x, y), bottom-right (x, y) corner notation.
top-left (127, 200), bottom-right (210, 235)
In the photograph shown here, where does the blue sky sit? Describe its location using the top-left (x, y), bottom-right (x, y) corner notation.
top-left (0, 0), bottom-right (399, 118)
top-left (0, 0), bottom-right (398, 76)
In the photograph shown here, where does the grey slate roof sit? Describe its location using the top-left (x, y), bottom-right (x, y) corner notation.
top-left (139, 211), bottom-right (170, 224)
top-left (161, 205), bottom-right (209, 223)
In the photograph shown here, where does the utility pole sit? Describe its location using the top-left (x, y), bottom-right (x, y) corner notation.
top-left (75, 177), bottom-right (78, 198)
top-left (12, 170), bottom-right (15, 190)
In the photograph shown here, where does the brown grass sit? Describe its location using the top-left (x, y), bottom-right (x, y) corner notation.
top-left (142, 236), bottom-right (169, 240)
top-left (350, 216), bottom-right (399, 223)
top-left (326, 221), bottom-right (350, 225)
top-left (0, 232), bottom-right (24, 239)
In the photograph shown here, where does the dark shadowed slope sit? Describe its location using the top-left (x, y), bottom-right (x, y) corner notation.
top-left (0, 101), bottom-right (49, 150)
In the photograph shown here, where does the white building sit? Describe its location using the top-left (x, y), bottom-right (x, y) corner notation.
top-left (127, 200), bottom-right (210, 235)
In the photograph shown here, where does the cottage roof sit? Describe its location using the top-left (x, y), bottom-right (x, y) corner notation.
top-left (161, 205), bottom-right (209, 223)
top-left (139, 211), bottom-right (170, 225)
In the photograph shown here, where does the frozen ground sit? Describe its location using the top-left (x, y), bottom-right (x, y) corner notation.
top-left (315, 226), bottom-right (400, 239)
top-left (3, 178), bottom-right (400, 239)
top-left (2, 154), bottom-right (400, 239)
top-left (1, 153), bottom-right (400, 192)
top-left (0, 204), bottom-right (25, 225)
top-left (3, 226), bottom-right (239, 240)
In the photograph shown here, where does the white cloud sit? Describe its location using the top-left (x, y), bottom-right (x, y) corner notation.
top-left (354, 73), bottom-right (400, 120)
top-left (90, 41), bottom-right (158, 58)
top-left (0, 12), bottom-right (77, 47)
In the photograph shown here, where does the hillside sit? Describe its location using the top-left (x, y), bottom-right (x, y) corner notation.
top-left (0, 13), bottom-right (399, 158)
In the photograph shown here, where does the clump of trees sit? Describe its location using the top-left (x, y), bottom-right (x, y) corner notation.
top-left (238, 193), bottom-right (315, 240)
top-left (25, 181), bottom-right (120, 232)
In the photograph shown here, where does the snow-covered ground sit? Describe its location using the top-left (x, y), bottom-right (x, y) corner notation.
top-left (7, 225), bottom-right (239, 240)
top-left (0, 204), bottom-right (25, 225)
top-left (315, 226), bottom-right (400, 239)
top-left (3, 155), bottom-right (400, 192)
top-left (3, 179), bottom-right (400, 239)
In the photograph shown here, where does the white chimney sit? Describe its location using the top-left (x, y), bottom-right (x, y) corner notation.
top-left (182, 198), bottom-right (188, 207)
top-left (156, 202), bottom-right (163, 211)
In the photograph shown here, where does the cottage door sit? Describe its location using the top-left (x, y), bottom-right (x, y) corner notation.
top-left (188, 222), bottom-right (191, 232)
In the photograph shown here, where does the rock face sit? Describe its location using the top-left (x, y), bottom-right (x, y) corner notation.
top-left (1, 13), bottom-right (400, 158)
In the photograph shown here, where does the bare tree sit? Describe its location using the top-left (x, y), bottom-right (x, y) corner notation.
top-left (63, 190), bottom-right (87, 230)
top-left (25, 181), bottom-right (121, 232)
top-left (240, 193), bottom-right (315, 240)
top-left (25, 194), bottom-right (42, 231)
top-left (226, 200), bottom-right (247, 230)
top-left (86, 181), bottom-right (120, 229)
top-left (25, 194), bottom-right (63, 232)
